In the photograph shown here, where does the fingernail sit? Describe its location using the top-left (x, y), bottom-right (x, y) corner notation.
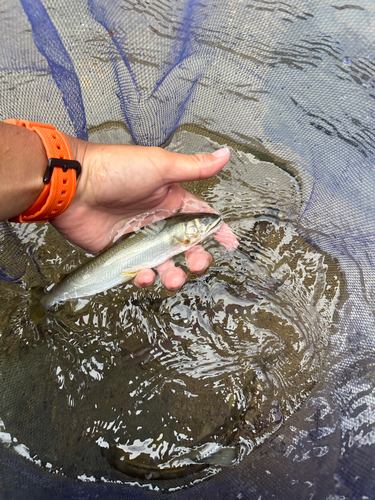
top-left (212, 147), bottom-right (230, 158)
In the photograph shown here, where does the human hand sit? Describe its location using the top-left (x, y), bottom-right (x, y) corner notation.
top-left (51, 138), bottom-right (236, 291)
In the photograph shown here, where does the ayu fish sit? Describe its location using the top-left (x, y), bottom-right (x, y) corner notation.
top-left (42, 213), bottom-right (223, 309)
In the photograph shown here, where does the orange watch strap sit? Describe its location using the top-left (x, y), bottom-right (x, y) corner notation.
top-left (5, 119), bottom-right (79, 223)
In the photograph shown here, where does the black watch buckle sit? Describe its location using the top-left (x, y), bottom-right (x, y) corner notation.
top-left (43, 158), bottom-right (82, 184)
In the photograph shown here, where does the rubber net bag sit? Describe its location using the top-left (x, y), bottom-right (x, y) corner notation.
top-left (0, 0), bottom-right (374, 498)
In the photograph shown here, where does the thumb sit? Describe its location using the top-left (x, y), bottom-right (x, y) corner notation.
top-left (161, 147), bottom-right (230, 184)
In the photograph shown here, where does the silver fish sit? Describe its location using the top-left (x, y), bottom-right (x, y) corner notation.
top-left (42, 213), bottom-right (223, 309)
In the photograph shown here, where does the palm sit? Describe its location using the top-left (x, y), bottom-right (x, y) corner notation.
top-left (52, 144), bottom-right (208, 253)
top-left (51, 140), bottom-right (231, 290)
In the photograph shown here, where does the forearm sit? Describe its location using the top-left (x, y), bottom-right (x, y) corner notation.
top-left (0, 121), bottom-right (47, 220)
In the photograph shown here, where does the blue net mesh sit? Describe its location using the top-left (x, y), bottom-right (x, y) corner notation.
top-left (1, 0), bottom-right (375, 498)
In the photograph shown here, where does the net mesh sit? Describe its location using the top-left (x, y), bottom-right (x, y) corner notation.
top-left (1, 0), bottom-right (375, 498)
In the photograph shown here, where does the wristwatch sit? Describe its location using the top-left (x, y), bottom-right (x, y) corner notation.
top-left (4, 119), bottom-right (82, 223)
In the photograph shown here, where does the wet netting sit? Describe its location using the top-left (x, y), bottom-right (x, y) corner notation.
top-left (0, 0), bottom-right (375, 498)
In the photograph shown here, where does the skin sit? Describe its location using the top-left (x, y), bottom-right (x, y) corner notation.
top-left (0, 121), bottom-right (232, 291)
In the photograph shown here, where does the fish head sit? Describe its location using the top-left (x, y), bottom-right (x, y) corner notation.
top-left (184, 213), bottom-right (223, 244)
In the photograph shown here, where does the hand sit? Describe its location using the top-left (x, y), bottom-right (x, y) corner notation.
top-left (51, 138), bottom-right (234, 291)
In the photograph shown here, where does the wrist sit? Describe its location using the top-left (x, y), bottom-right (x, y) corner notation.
top-left (62, 134), bottom-right (89, 208)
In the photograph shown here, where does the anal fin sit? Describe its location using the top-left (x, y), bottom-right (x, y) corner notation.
top-left (121, 271), bottom-right (138, 279)
top-left (71, 297), bottom-right (91, 312)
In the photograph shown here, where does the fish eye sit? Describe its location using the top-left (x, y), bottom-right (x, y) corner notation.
top-left (195, 219), bottom-right (208, 235)
top-left (198, 222), bottom-right (206, 234)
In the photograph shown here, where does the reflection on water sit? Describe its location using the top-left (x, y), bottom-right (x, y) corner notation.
top-left (0, 131), bottom-right (342, 488)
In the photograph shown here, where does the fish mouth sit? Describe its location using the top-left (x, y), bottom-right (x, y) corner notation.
top-left (205, 214), bottom-right (223, 236)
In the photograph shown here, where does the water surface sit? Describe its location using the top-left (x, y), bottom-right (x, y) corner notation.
top-left (0, 130), bottom-right (343, 488)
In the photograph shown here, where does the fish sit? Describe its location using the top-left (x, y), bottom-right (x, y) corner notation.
top-left (101, 441), bottom-right (238, 480)
top-left (101, 445), bottom-right (207, 480)
top-left (41, 213), bottom-right (223, 309)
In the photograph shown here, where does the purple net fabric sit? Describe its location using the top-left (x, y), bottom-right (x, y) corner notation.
top-left (1, 0), bottom-right (375, 498)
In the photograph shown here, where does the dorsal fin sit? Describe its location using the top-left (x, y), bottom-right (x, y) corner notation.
top-left (97, 240), bottom-right (115, 254)
top-left (139, 218), bottom-right (167, 236)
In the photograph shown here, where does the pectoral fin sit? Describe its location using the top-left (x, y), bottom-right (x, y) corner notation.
top-left (173, 236), bottom-right (189, 245)
top-left (71, 298), bottom-right (91, 312)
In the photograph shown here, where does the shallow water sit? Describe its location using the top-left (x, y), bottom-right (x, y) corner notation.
top-left (0, 130), bottom-right (343, 488)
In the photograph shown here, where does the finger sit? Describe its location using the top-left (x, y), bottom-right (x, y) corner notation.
top-left (133, 268), bottom-right (156, 288)
top-left (160, 147), bottom-right (230, 184)
top-left (213, 222), bottom-right (239, 250)
top-left (156, 259), bottom-right (186, 291)
top-left (185, 245), bottom-right (213, 274)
